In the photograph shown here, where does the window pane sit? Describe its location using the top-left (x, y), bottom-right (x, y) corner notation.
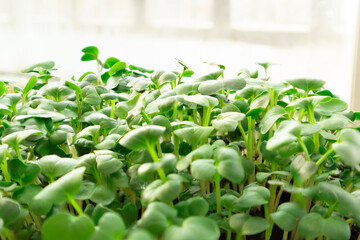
top-left (145, 0), bottom-right (213, 28)
top-left (231, 0), bottom-right (311, 31)
top-left (0, 0), bottom-right (358, 103)
top-left (77, 0), bottom-right (135, 26)
top-left (0, 0), bottom-right (11, 23)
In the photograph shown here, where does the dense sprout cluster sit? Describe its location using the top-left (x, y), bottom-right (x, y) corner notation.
top-left (0, 46), bottom-right (359, 240)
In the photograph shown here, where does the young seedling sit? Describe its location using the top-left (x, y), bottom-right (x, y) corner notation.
top-left (120, 126), bottom-right (166, 182)
top-left (0, 46), bottom-right (358, 239)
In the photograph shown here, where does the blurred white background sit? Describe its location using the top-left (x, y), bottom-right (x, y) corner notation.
top-left (0, 0), bottom-right (358, 103)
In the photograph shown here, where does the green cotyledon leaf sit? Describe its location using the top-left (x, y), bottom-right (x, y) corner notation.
top-left (21, 61), bottom-right (55, 73)
top-left (34, 167), bottom-right (86, 204)
top-left (22, 75), bottom-right (38, 98)
top-left (259, 105), bottom-right (288, 134)
top-left (164, 216), bottom-right (220, 240)
top-left (2, 129), bottom-right (43, 147)
top-left (286, 78), bottom-right (326, 92)
top-left (215, 147), bottom-right (245, 184)
top-left (266, 120), bottom-right (301, 151)
top-left (35, 155), bottom-right (78, 179)
top-left (119, 126), bottom-right (166, 150)
top-left (270, 202), bottom-right (306, 231)
top-left (177, 144), bottom-right (213, 171)
top-left (198, 77), bottom-right (246, 95)
top-left (212, 112), bottom-right (245, 133)
top-left (42, 212), bottom-right (95, 240)
top-left (81, 46), bottom-right (99, 62)
top-left (195, 70), bottom-right (223, 82)
top-left (332, 128), bottom-right (360, 170)
top-left (229, 213), bottom-right (269, 235)
top-left (173, 126), bottom-right (214, 147)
